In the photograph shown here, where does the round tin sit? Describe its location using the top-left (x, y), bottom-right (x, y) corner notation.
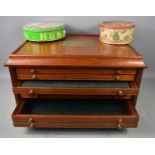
top-left (99, 21), bottom-right (135, 45)
top-left (23, 22), bottom-right (65, 42)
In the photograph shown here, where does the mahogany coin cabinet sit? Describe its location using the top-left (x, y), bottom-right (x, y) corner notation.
top-left (4, 34), bottom-right (146, 129)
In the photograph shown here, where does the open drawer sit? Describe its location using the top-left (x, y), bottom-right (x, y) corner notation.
top-left (12, 99), bottom-right (139, 128)
top-left (13, 80), bottom-right (139, 98)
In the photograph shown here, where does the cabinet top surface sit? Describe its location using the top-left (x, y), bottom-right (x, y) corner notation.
top-left (13, 34), bottom-right (140, 58)
top-left (5, 34), bottom-right (146, 68)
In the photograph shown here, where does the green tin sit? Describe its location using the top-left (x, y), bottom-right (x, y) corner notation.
top-left (23, 22), bottom-right (65, 42)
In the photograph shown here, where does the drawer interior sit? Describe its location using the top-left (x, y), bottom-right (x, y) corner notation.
top-left (21, 80), bottom-right (130, 88)
top-left (21, 99), bottom-right (128, 115)
top-left (12, 99), bottom-right (139, 128)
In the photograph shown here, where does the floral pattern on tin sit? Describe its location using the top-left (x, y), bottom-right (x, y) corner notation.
top-left (100, 27), bottom-right (134, 45)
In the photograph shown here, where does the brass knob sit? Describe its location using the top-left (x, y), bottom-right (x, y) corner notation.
top-left (116, 70), bottom-right (122, 75)
top-left (28, 90), bottom-right (38, 98)
top-left (30, 69), bottom-right (35, 73)
top-left (119, 119), bottom-right (122, 123)
top-left (118, 124), bottom-right (122, 130)
top-left (28, 118), bottom-right (34, 127)
top-left (115, 76), bottom-right (120, 81)
top-left (118, 90), bottom-right (124, 95)
top-left (118, 119), bottom-right (123, 130)
top-left (28, 90), bottom-right (34, 95)
top-left (32, 74), bottom-right (36, 79)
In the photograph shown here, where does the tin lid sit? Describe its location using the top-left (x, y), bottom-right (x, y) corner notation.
top-left (100, 21), bottom-right (135, 29)
top-left (23, 22), bottom-right (65, 32)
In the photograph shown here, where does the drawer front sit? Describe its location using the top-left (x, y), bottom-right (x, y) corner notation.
top-left (16, 68), bottom-right (137, 75)
top-left (17, 94), bottom-right (132, 99)
top-left (12, 99), bottom-right (139, 128)
top-left (17, 74), bottom-right (135, 81)
top-left (14, 87), bottom-right (139, 97)
top-left (16, 68), bottom-right (136, 81)
top-left (13, 81), bottom-right (139, 97)
top-left (13, 121), bottom-right (138, 128)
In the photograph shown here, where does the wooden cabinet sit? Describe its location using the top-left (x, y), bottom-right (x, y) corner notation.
top-left (4, 34), bottom-right (146, 129)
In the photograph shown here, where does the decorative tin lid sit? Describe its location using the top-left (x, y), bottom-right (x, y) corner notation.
top-left (23, 22), bottom-right (65, 32)
top-left (100, 21), bottom-right (135, 29)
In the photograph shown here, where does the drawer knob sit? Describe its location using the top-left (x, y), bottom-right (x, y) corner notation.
top-left (118, 119), bottom-right (123, 130)
top-left (29, 90), bottom-right (34, 95)
top-left (28, 118), bottom-right (34, 127)
top-left (115, 76), bottom-right (120, 81)
top-left (118, 124), bottom-right (122, 130)
top-left (116, 70), bottom-right (122, 75)
top-left (118, 90), bottom-right (124, 95)
top-left (28, 90), bottom-right (38, 98)
top-left (30, 69), bottom-right (35, 73)
top-left (32, 74), bottom-right (36, 79)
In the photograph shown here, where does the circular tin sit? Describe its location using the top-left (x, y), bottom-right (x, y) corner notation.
top-left (99, 21), bottom-right (135, 45)
top-left (23, 22), bottom-right (65, 42)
